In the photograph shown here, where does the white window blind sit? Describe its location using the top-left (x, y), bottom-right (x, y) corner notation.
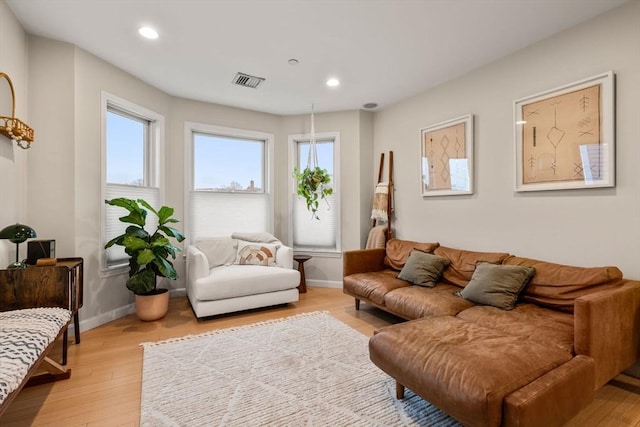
top-left (189, 191), bottom-right (271, 240)
top-left (293, 193), bottom-right (337, 250)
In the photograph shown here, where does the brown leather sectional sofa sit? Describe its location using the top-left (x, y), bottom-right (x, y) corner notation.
top-left (343, 239), bottom-right (640, 427)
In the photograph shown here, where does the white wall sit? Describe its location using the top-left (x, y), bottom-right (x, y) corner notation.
top-left (26, 37), bottom-right (75, 257)
top-left (24, 36), bottom-right (173, 329)
top-left (359, 110), bottom-right (375, 246)
top-left (0, 1), bottom-right (27, 266)
top-left (373, 0), bottom-right (640, 279)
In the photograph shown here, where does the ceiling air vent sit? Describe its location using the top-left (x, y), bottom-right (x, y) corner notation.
top-left (232, 72), bottom-right (265, 89)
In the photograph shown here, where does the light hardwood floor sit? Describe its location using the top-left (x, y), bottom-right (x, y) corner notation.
top-left (2, 287), bottom-right (639, 426)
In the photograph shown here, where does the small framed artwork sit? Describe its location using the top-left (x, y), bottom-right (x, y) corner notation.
top-left (420, 114), bottom-right (473, 197)
top-left (515, 71), bottom-right (615, 192)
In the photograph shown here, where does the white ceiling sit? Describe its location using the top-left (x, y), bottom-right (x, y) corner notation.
top-left (7, 0), bottom-right (628, 115)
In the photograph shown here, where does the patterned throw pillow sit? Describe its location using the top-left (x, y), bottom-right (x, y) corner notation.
top-left (234, 241), bottom-right (278, 266)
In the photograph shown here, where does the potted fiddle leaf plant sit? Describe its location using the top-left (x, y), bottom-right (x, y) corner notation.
top-left (104, 198), bottom-right (185, 321)
top-left (293, 166), bottom-right (333, 220)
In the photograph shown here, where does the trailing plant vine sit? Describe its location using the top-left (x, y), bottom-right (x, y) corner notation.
top-left (293, 166), bottom-right (333, 220)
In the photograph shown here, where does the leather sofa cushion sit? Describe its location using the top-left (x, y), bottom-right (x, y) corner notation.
top-left (457, 304), bottom-right (575, 354)
top-left (369, 316), bottom-right (573, 427)
top-left (384, 284), bottom-right (474, 319)
top-left (384, 239), bottom-right (439, 270)
top-left (433, 246), bottom-right (510, 287)
top-left (343, 270), bottom-right (408, 305)
top-left (503, 256), bottom-right (623, 313)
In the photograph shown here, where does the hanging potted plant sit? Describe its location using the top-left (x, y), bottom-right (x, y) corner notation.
top-left (104, 198), bottom-right (185, 321)
top-left (293, 105), bottom-right (334, 220)
top-left (293, 166), bottom-right (333, 220)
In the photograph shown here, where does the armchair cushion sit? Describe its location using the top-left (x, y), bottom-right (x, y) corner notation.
top-left (193, 265), bottom-right (299, 301)
top-left (195, 237), bottom-right (237, 268)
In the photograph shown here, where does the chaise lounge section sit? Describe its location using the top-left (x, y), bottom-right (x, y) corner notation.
top-left (0, 307), bottom-right (72, 416)
top-left (344, 239), bottom-right (640, 426)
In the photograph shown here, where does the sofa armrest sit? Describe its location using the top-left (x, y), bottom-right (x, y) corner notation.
top-left (343, 248), bottom-right (386, 277)
top-left (187, 245), bottom-right (209, 293)
top-left (276, 245), bottom-right (294, 270)
top-left (574, 280), bottom-right (640, 389)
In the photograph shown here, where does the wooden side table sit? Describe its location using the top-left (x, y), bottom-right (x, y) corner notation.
top-left (293, 255), bottom-right (311, 293)
top-left (0, 257), bottom-right (83, 365)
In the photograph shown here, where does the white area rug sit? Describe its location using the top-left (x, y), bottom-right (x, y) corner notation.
top-left (140, 311), bottom-right (460, 426)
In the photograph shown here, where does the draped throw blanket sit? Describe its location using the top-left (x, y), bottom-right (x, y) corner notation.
top-left (371, 182), bottom-right (389, 222)
top-left (366, 225), bottom-right (387, 249)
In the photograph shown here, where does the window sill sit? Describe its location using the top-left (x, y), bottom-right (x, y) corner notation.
top-left (293, 249), bottom-right (342, 259)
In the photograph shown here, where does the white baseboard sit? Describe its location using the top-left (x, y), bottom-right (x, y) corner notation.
top-left (170, 287), bottom-right (187, 297)
top-left (307, 279), bottom-right (342, 289)
top-left (68, 289), bottom-right (187, 334)
top-left (68, 303), bottom-right (135, 334)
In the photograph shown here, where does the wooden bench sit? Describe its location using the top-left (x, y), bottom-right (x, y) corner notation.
top-left (0, 307), bottom-right (72, 416)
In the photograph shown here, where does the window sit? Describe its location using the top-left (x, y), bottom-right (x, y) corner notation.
top-left (102, 92), bottom-right (164, 271)
top-left (290, 132), bottom-right (340, 253)
top-left (186, 123), bottom-right (273, 240)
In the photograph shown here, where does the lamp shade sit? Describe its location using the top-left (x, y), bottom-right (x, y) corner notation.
top-left (0, 223), bottom-right (37, 243)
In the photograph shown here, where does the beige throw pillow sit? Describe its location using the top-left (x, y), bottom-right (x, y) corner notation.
top-left (397, 250), bottom-right (450, 287)
top-left (456, 262), bottom-right (536, 310)
top-left (234, 240), bottom-right (277, 266)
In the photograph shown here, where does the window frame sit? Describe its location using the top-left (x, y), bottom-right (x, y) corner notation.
top-left (288, 131), bottom-right (341, 256)
top-left (100, 92), bottom-right (165, 275)
top-left (184, 122), bottom-right (274, 246)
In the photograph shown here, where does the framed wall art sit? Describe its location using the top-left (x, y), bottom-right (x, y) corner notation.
top-left (514, 71), bottom-right (615, 192)
top-left (420, 114), bottom-right (473, 197)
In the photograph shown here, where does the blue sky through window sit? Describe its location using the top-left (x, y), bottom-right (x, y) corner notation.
top-left (193, 133), bottom-right (264, 191)
top-left (106, 110), bottom-right (145, 186)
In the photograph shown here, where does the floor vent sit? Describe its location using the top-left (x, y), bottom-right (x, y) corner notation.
top-left (232, 72), bottom-right (265, 88)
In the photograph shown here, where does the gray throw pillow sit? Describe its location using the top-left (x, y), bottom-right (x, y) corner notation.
top-left (456, 262), bottom-right (536, 310)
top-left (397, 250), bottom-right (450, 287)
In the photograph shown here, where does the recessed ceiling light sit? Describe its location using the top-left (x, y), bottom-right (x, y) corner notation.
top-left (288, 58), bottom-right (299, 65)
top-left (326, 78), bottom-right (340, 87)
top-left (138, 26), bottom-right (159, 40)
top-left (363, 103), bottom-right (378, 109)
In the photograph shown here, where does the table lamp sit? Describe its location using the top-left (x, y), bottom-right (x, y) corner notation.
top-left (0, 223), bottom-right (37, 269)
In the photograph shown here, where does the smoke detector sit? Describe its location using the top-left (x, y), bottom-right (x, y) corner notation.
top-left (232, 72), bottom-right (265, 89)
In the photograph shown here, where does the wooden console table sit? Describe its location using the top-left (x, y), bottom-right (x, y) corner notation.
top-left (0, 257), bottom-right (83, 365)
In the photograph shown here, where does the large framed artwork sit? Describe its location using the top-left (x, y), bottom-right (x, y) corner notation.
top-left (515, 71), bottom-right (615, 192)
top-left (420, 114), bottom-right (473, 197)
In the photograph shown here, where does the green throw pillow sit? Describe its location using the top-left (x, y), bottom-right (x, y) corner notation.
top-left (397, 250), bottom-right (450, 287)
top-left (456, 262), bottom-right (536, 310)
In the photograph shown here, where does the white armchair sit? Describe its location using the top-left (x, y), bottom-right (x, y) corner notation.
top-left (186, 234), bottom-right (300, 318)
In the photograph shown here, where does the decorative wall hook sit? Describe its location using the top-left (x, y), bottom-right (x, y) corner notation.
top-left (0, 72), bottom-right (34, 149)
